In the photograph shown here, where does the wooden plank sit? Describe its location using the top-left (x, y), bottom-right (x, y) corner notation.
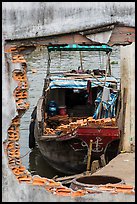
top-left (118, 88), bottom-right (128, 151)
top-left (40, 135), bottom-right (57, 140)
top-left (37, 97), bottom-right (44, 122)
top-left (109, 26), bottom-right (135, 46)
top-left (5, 33), bottom-right (92, 48)
top-left (86, 140), bottom-right (93, 172)
top-left (54, 172), bottom-right (89, 183)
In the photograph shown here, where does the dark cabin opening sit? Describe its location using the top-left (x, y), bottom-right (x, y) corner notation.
top-left (65, 87), bottom-right (100, 117)
top-left (47, 86), bottom-right (102, 118)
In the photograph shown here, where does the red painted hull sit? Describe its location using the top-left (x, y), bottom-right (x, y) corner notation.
top-left (77, 126), bottom-right (120, 158)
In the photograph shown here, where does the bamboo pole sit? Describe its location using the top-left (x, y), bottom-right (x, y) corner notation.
top-left (55, 172), bottom-right (85, 182)
top-left (118, 87), bottom-right (128, 152)
top-left (86, 139), bottom-right (93, 174)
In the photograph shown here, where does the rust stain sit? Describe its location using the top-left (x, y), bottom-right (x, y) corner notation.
top-left (55, 187), bottom-right (72, 196)
top-left (71, 189), bottom-right (86, 197)
top-left (4, 45), bottom-right (17, 53)
top-left (109, 26), bottom-right (135, 46)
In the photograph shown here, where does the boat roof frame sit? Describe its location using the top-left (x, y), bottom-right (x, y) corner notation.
top-left (47, 44), bottom-right (112, 53)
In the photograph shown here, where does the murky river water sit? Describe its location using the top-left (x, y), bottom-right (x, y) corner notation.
top-left (19, 46), bottom-right (120, 178)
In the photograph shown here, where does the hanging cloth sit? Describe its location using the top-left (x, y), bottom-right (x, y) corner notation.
top-left (102, 86), bottom-right (110, 103)
top-left (87, 80), bottom-right (92, 105)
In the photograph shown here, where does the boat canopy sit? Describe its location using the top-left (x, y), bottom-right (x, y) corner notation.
top-left (47, 44), bottom-right (112, 52)
top-left (49, 75), bottom-right (117, 89)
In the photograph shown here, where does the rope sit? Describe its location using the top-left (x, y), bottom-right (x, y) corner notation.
top-left (20, 150), bottom-right (31, 158)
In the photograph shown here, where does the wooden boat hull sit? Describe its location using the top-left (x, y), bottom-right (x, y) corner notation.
top-left (77, 126), bottom-right (120, 159)
top-left (31, 96), bottom-right (120, 175)
top-left (34, 125), bottom-right (120, 175)
top-left (36, 138), bottom-right (88, 175)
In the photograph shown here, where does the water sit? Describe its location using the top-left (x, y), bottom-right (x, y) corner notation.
top-left (19, 45), bottom-right (120, 178)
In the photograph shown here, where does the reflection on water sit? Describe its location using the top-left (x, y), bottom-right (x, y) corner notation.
top-left (28, 147), bottom-right (65, 178)
top-left (19, 45), bottom-right (120, 178)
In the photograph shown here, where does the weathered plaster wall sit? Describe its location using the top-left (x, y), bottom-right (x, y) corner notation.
top-left (2, 2), bottom-right (135, 202)
top-left (2, 2), bottom-right (135, 40)
top-left (119, 43), bottom-right (135, 151)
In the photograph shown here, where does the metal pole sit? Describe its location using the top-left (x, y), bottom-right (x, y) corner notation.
top-left (86, 139), bottom-right (93, 174)
top-left (79, 51), bottom-right (83, 72)
top-left (98, 54), bottom-right (109, 119)
top-left (108, 52), bottom-right (111, 76)
top-left (47, 49), bottom-right (51, 76)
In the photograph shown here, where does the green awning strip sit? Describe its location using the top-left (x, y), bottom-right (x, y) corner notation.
top-left (47, 44), bottom-right (112, 52)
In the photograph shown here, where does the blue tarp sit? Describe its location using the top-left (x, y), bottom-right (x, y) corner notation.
top-left (49, 76), bottom-right (117, 89)
top-left (93, 90), bottom-right (118, 119)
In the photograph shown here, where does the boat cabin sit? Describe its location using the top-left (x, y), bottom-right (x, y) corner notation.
top-left (43, 44), bottom-right (119, 131)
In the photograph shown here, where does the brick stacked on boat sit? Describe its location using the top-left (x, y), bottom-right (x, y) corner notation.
top-left (44, 116), bottom-right (117, 136)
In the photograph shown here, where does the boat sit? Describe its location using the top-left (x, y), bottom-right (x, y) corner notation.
top-left (29, 44), bottom-right (121, 175)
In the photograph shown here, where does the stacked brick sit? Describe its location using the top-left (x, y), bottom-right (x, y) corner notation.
top-left (44, 116), bottom-right (117, 136)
